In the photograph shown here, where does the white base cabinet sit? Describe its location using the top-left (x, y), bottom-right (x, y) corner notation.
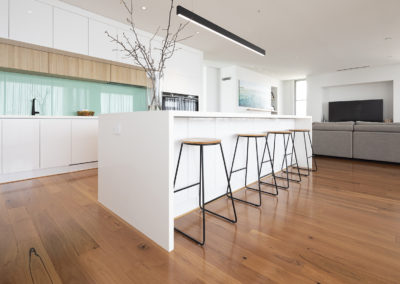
top-left (2, 119), bottom-right (40, 174)
top-left (40, 119), bottom-right (72, 168)
top-left (71, 119), bottom-right (98, 164)
top-left (0, 117), bottom-right (98, 183)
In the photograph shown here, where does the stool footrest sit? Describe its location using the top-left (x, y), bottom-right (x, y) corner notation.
top-left (174, 227), bottom-right (204, 246)
top-left (246, 184), bottom-right (279, 195)
top-left (204, 192), bottom-right (230, 205)
top-left (275, 176), bottom-right (301, 183)
top-left (260, 172), bottom-right (275, 179)
top-left (284, 169), bottom-right (310, 177)
top-left (259, 181), bottom-right (289, 190)
top-left (174, 183), bottom-right (200, 193)
top-left (288, 167), bottom-right (317, 173)
top-left (200, 207), bottom-right (237, 223)
top-left (231, 167), bottom-right (246, 173)
top-left (229, 195), bottom-right (261, 207)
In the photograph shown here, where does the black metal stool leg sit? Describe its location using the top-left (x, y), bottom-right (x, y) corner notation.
top-left (266, 135), bottom-right (279, 193)
top-left (229, 136), bottom-right (262, 207)
top-left (290, 133), bottom-right (302, 181)
top-left (280, 132), bottom-right (302, 181)
top-left (308, 131), bottom-right (318, 171)
top-left (274, 134), bottom-right (291, 188)
top-left (303, 132), bottom-right (311, 175)
top-left (201, 144), bottom-right (238, 223)
top-left (254, 134), bottom-right (279, 195)
top-left (289, 131), bottom-right (318, 175)
top-left (215, 143), bottom-right (238, 223)
top-left (226, 135), bottom-right (240, 196)
top-left (280, 133), bottom-right (291, 171)
top-left (174, 143), bottom-right (184, 188)
top-left (200, 145), bottom-right (205, 244)
top-left (174, 144), bottom-right (205, 246)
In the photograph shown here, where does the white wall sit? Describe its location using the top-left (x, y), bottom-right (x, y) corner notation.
top-left (307, 64), bottom-right (400, 122)
top-left (322, 81), bottom-right (393, 121)
top-left (0, 0), bottom-right (9, 38)
top-left (1, 0), bottom-right (204, 110)
top-left (281, 80), bottom-right (295, 115)
top-left (203, 66), bottom-right (220, 112)
top-left (219, 66), bottom-right (282, 113)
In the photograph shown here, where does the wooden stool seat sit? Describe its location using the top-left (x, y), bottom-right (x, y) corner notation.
top-left (237, 133), bottom-right (267, 137)
top-left (182, 138), bottom-right (221, 145)
top-left (267, 130), bottom-right (292, 135)
top-left (288, 129), bottom-right (310, 132)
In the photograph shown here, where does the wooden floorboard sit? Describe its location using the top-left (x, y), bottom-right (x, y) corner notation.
top-left (1, 157), bottom-right (400, 283)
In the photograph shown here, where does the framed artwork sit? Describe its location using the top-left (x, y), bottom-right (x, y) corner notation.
top-left (238, 80), bottom-right (268, 109)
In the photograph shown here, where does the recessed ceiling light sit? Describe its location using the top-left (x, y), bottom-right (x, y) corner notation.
top-left (196, 31), bottom-right (200, 34)
top-left (141, 6), bottom-right (147, 11)
top-left (27, 10), bottom-right (33, 14)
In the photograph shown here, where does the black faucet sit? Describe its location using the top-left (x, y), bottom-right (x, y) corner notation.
top-left (31, 98), bottom-right (39, 116)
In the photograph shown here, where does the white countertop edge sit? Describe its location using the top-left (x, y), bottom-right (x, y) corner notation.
top-left (171, 111), bottom-right (311, 119)
top-left (0, 115), bottom-right (98, 119)
top-left (99, 111), bottom-right (311, 120)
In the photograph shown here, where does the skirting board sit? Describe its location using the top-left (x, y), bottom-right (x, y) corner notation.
top-left (0, 162), bottom-right (98, 183)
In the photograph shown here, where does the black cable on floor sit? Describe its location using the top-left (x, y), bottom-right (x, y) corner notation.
top-left (29, 247), bottom-right (54, 284)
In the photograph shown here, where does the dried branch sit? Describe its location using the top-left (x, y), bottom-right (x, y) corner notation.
top-left (106, 0), bottom-right (192, 80)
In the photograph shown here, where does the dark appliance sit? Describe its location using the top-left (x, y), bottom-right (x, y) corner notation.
top-left (162, 92), bottom-right (199, 111)
top-left (329, 99), bottom-right (383, 122)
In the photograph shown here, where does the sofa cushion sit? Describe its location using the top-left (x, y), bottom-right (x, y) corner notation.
top-left (312, 121), bottom-right (354, 131)
top-left (353, 132), bottom-right (400, 163)
top-left (356, 121), bottom-right (400, 125)
top-left (313, 130), bottom-right (353, 158)
top-left (354, 124), bottom-right (400, 133)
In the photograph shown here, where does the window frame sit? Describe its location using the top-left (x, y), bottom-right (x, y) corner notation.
top-left (295, 79), bottom-right (307, 116)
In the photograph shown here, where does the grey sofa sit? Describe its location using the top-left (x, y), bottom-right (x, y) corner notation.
top-left (312, 121), bottom-right (354, 158)
top-left (353, 122), bottom-right (400, 163)
top-left (312, 121), bottom-right (400, 163)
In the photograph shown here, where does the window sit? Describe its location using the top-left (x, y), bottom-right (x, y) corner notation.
top-left (295, 80), bottom-right (307, 116)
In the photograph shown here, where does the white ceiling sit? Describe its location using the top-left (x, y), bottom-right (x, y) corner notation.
top-left (61, 0), bottom-right (400, 79)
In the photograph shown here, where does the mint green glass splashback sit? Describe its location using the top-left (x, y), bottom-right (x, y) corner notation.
top-left (0, 70), bottom-right (147, 116)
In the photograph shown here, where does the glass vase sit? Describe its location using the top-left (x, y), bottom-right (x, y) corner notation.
top-left (146, 72), bottom-right (162, 111)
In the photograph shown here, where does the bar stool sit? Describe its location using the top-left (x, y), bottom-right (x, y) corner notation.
top-left (174, 138), bottom-right (237, 246)
top-left (286, 129), bottom-right (318, 176)
top-left (260, 131), bottom-right (301, 190)
top-left (228, 133), bottom-right (270, 206)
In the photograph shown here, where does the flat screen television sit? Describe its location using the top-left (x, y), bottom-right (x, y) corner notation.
top-left (329, 99), bottom-right (383, 122)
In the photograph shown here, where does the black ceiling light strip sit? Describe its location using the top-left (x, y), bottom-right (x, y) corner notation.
top-left (176, 5), bottom-right (265, 56)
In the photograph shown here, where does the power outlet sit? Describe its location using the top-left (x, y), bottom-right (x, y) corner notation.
top-left (113, 124), bottom-right (122, 135)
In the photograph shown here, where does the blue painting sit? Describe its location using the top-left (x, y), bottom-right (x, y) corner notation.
top-left (239, 80), bottom-right (268, 109)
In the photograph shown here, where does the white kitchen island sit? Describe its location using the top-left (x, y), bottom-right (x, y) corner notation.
top-left (98, 111), bottom-right (312, 251)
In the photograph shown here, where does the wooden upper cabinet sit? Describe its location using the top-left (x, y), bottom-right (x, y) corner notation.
top-left (0, 40), bottom-right (146, 87)
top-left (110, 64), bottom-right (147, 87)
top-left (48, 53), bottom-right (111, 82)
top-left (136, 69), bottom-right (147, 87)
top-left (48, 53), bottom-right (79, 77)
top-left (78, 58), bottom-right (111, 82)
top-left (0, 43), bottom-right (48, 73)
